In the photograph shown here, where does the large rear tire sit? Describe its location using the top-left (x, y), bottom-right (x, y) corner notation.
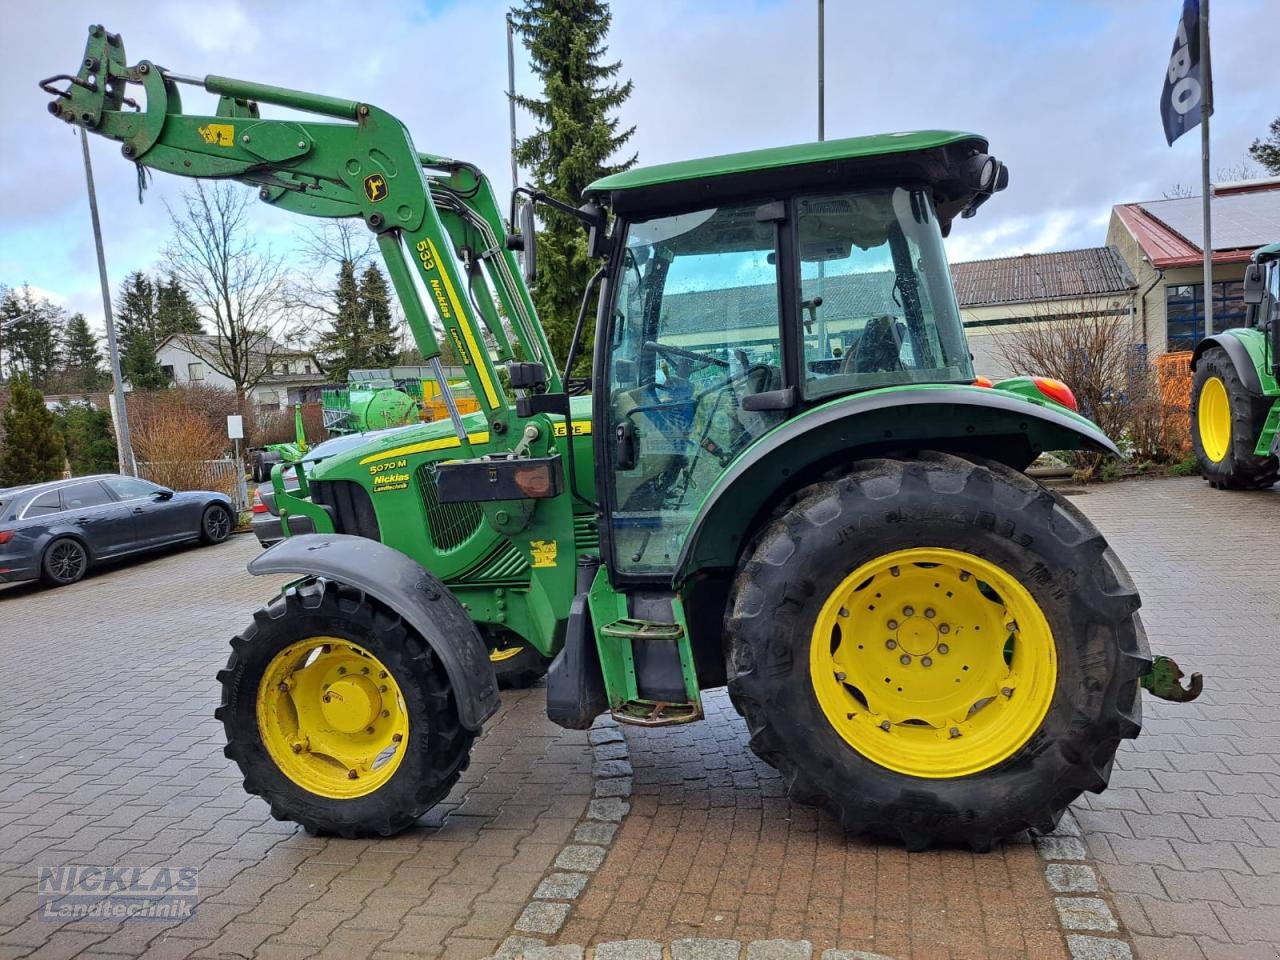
top-left (1191, 347), bottom-right (1278, 489)
top-left (217, 579), bottom-right (474, 837)
top-left (726, 453), bottom-right (1148, 850)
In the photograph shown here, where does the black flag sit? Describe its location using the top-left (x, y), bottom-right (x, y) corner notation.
top-left (1160, 0), bottom-right (1210, 145)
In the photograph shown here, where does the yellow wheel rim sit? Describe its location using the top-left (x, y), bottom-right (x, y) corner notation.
top-left (809, 548), bottom-right (1058, 779)
top-left (490, 643), bottom-right (525, 663)
top-left (256, 637), bottom-right (409, 799)
top-left (1198, 376), bottom-right (1231, 463)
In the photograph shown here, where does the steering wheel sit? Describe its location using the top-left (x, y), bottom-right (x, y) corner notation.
top-left (642, 340), bottom-right (729, 370)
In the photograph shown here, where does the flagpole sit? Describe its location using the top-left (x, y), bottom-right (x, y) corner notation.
top-left (1199, 0), bottom-right (1213, 341)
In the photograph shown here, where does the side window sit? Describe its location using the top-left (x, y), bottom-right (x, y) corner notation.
top-left (25, 490), bottom-right (63, 516)
top-left (62, 482), bottom-right (114, 510)
top-left (104, 477), bottom-right (158, 500)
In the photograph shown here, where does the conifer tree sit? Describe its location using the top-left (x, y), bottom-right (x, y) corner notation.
top-left (316, 260), bottom-right (364, 382)
top-left (62, 312), bottom-right (106, 392)
top-left (0, 375), bottom-right (64, 485)
top-left (511, 0), bottom-right (635, 371)
top-left (360, 265), bottom-right (400, 368)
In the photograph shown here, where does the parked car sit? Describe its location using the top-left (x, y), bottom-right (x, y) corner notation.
top-left (0, 475), bottom-right (235, 587)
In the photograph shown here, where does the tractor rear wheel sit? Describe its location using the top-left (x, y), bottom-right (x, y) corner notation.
top-left (488, 634), bottom-right (550, 690)
top-left (726, 452), bottom-right (1148, 850)
top-left (1191, 347), bottom-right (1278, 489)
top-left (217, 579), bottom-right (474, 837)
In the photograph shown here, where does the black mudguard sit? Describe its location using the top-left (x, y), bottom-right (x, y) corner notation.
top-left (1191, 335), bottom-right (1265, 395)
top-left (248, 534), bottom-right (499, 731)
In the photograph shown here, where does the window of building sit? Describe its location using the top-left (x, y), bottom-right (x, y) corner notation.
top-left (1166, 281), bottom-right (1247, 351)
top-left (160, 365), bottom-right (175, 380)
top-left (188, 361), bottom-right (205, 381)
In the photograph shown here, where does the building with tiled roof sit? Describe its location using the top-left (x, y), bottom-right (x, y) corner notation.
top-left (1106, 177), bottom-right (1280, 353)
top-left (950, 247), bottom-right (1138, 379)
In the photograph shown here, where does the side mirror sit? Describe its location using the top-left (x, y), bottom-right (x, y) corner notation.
top-left (519, 198), bottom-right (537, 284)
top-left (153, 488), bottom-right (175, 501)
top-left (1242, 262), bottom-right (1265, 305)
top-left (580, 200), bottom-right (611, 259)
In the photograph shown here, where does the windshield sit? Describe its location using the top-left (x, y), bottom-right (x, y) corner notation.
top-left (796, 187), bottom-right (972, 398)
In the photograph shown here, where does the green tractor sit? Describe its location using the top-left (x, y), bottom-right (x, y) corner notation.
top-left (48, 27), bottom-right (1202, 850)
top-left (1190, 242), bottom-right (1280, 489)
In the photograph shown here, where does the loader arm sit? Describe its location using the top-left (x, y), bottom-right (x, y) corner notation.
top-left (43, 25), bottom-right (559, 438)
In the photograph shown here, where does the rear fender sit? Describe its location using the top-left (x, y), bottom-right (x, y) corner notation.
top-left (673, 385), bottom-right (1118, 584)
top-left (248, 534), bottom-right (499, 730)
top-left (1191, 331), bottom-right (1273, 396)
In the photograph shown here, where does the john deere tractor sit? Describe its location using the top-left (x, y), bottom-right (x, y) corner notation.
top-left (47, 26), bottom-right (1201, 850)
top-left (1190, 242), bottom-right (1280, 489)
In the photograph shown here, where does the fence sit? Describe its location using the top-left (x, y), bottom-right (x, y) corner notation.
top-left (1155, 351), bottom-right (1193, 456)
top-left (137, 459), bottom-right (249, 511)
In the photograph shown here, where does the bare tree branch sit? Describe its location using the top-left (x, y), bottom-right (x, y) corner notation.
top-left (164, 182), bottom-right (293, 402)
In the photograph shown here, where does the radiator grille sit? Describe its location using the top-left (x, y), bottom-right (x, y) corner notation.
top-left (415, 465), bottom-right (483, 551)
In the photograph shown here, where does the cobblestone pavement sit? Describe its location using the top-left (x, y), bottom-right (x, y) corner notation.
top-left (537, 477), bottom-right (1279, 960)
top-left (1067, 479), bottom-right (1280, 960)
top-left (0, 536), bottom-right (594, 960)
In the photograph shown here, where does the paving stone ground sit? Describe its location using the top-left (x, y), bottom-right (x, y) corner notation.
top-left (0, 536), bottom-right (594, 960)
top-left (1064, 478), bottom-right (1280, 960)
top-left (1, 476), bottom-right (1276, 960)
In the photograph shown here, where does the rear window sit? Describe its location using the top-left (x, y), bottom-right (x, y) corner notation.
top-left (62, 482), bottom-right (114, 509)
top-left (25, 490), bottom-right (62, 516)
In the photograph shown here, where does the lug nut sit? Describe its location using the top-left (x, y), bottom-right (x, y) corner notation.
top-left (1001, 686), bottom-right (1014, 698)
top-left (887, 619), bottom-right (898, 630)
top-left (321, 693), bottom-right (332, 703)
top-left (1005, 623), bottom-right (1016, 633)
top-left (379, 671), bottom-right (388, 679)
top-left (391, 733), bottom-right (403, 743)
top-left (362, 667), bottom-right (370, 674)
top-left (366, 726), bottom-right (375, 734)
top-left (949, 727), bottom-right (961, 738)
top-left (924, 608), bottom-right (935, 619)
top-left (899, 654), bottom-right (911, 666)
top-left (347, 770), bottom-right (358, 780)
top-left (959, 571), bottom-right (971, 581)
top-left (921, 656), bottom-right (933, 667)
top-left (937, 643), bottom-right (949, 655)
top-left (381, 710), bottom-right (390, 718)
top-left (380, 685), bottom-right (388, 693)
top-left (886, 639), bottom-right (898, 650)
top-left (880, 720), bottom-right (891, 731)
top-left (291, 743), bottom-right (304, 754)
top-left (939, 624), bottom-right (951, 635)
top-left (835, 672), bottom-right (847, 682)
top-left (278, 682), bottom-right (290, 693)
top-left (903, 605), bottom-right (915, 617)
top-left (337, 666), bottom-right (346, 675)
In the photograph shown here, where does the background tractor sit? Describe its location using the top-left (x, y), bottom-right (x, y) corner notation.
top-left (1189, 242), bottom-right (1280, 489)
top-left (48, 26), bottom-right (1200, 850)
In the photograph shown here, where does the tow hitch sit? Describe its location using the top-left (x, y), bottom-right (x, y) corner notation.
top-left (1141, 655), bottom-right (1204, 702)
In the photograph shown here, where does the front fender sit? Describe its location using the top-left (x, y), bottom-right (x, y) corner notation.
top-left (673, 384), bottom-right (1118, 584)
top-left (248, 534), bottom-right (499, 731)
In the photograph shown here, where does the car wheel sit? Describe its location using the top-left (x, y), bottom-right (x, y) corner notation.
top-left (41, 538), bottom-right (89, 587)
top-left (201, 504), bottom-right (234, 544)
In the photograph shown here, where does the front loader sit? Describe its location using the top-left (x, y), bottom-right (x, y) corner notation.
top-left (1189, 242), bottom-right (1280, 489)
top-left (47, 26), bottom-right (1202, 850)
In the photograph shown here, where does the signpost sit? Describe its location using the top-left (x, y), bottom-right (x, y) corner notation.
top-left (227, 415), bottom-right (247, 511)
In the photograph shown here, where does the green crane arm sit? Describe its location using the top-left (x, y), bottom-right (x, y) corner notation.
top-left (43, 24), bottom-right (560, 437)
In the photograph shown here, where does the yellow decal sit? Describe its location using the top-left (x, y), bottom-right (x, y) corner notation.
top-left (412, 237), bottom-right (500, 410)
top-left (197, 123), bottom-right (235, 147)
top-left (358, 431), bottom-right (490, 466)
top-left (552, 420), bottom-right (593, 438)
top-left (530, 539), bottom-right (558, 568)
top-left (372, 471), bottom-right (410, 493)
top-left (363, 174), bottom-right (388, 202)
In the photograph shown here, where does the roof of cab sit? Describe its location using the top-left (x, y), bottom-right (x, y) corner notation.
top-left (585, 130), bottom-right (983, 197)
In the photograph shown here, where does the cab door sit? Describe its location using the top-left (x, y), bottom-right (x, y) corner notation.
top-left (603, 202), bottom-right (788, 578)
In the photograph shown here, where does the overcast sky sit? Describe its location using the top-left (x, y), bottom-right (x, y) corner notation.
top-left (0, 0), bottom-right (1273, 337)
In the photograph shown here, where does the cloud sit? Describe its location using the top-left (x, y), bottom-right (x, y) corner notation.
top-left (1, 0), bottom-right (1274, 344)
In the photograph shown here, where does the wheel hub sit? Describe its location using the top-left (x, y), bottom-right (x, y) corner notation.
top-left (320, 676), bottom-right (382, 733)
top-left (256, 638), bottom-right (409, 799)
top-left (810, 548), bottom-right (1057, 779)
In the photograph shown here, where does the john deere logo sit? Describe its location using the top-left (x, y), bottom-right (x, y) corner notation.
top-left (363, 174), bottom-right (388, 203)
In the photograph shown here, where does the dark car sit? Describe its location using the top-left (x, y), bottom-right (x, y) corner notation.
top-left (0, 475), bottom-right (235, 587)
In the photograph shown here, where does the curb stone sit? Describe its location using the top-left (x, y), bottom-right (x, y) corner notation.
top-left (490, 940), bottom-right (897, 959)
top-left (1034, 810), bottom-right (1135, 960)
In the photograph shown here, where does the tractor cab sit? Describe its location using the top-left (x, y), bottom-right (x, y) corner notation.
top-left (584, 132), bottom-right (1008, 578)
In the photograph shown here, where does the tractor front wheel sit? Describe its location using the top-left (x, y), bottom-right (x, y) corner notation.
top-left (1191, 347), bottom-right (1278, 489)
top-left (487, 631), bottom-right (551, 689)
top-left (217, 579), bottom-right (475, 837)
top-left (727, 453), bottom-right (1148, 850)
